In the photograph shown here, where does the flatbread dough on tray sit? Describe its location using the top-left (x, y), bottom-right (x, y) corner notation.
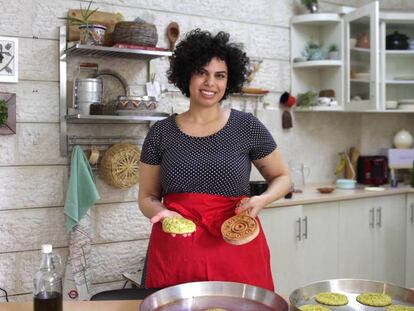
top-left (356, 292), bottom-right (392, 307)
top-left (315, 292), bottom-right (349, 306)
top-left (162, 217), bottom-right (196, 234)
top-left (386, 305), bottom-right (414, 311)
top-left (300, 305), bottom-right (331, 311)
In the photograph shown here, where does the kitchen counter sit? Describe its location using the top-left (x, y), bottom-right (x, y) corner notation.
top-left (266, 183), bottom-right (414, 208)
top-left (0, 300), bottom-right (141, 311)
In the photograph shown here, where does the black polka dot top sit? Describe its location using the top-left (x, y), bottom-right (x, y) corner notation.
top-left (140, 109), bottom-right (277, 197)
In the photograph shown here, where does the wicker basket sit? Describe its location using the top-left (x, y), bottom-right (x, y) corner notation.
top-left (112, 21), bottom-right (158, 47)
top-left (100, 143), bottom-right (141, 188)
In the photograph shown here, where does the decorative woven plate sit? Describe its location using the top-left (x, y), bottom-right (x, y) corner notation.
top-left (100, 143), bottom-right (141, 188)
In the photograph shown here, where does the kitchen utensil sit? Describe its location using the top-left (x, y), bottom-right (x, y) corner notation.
top-left (140, 281), bottom-right (289, 311)
top-left (221, 211), bottom-right (260, 245)
top-left (282, 110), bottom-right (293, 129)
top-left (386, 31), bottom-right (409, 50)
top-left (166, 22), bottom-right (180, 51)
top-left (290, 279), bottom-right (414, 311)
top-left (335, 178), bottom-right (356, 189)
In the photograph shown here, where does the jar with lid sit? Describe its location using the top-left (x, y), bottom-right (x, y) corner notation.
top-left (33, 244), bottom-right (63, 311)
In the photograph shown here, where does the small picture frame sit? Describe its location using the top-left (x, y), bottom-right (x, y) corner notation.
top-left (0, 36), bottom-right (18, 83)
top-left (0, 92), bottom-right (16, 135)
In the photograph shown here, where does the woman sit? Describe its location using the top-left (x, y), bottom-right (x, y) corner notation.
top-left (139, 29), bottom-right (290, 291)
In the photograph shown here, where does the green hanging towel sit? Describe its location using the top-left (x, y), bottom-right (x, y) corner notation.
top-left (64, 145), bottom-right (100, 233)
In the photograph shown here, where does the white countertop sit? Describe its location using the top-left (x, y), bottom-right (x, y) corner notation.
top-left (266, 183), bottom-right (414, 208)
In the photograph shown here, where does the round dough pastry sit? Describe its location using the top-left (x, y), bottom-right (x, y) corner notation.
top-left (315, 292), bottom-right (349, 306)
top-left (387, 305), bottom-right (414, 311)
top-left (162, 217), bottom-right (196, 234)
top-left (221, 212), bottom-right (259, 245)
top-left (300, 305), bottom-right (330, 311)
top-left (356, 293), bottom-right (392, 307)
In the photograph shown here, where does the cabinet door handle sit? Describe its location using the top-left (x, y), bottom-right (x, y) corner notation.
top-left (369, 208), bottom-right (375, 228)
top-left (302, 216), bottom-right (308, 239)
top-left (296, 217), bottom-right (302, 241)
top-left (411, 203), bottom-right (414, 224)
top-left (376, 207), bottom-right (382, 227)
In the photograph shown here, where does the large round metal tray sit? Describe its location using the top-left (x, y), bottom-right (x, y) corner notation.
top-left (140, 281), bottom-right (288, 311)
top-left (290, 279), bottom-right (414, 311)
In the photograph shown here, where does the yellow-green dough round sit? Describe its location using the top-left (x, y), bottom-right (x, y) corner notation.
top-left (356, 293), bottom-right (392, 307)
top-left (162, 217), bottom-right (196, 234)
top-left (300, 304), bottom-right (331, 311)
top-left (386, 305), bottom-right (414, 311)
top-left (315, 292), bottom-right (349, 306)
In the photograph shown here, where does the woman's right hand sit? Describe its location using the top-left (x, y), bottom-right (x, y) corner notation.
top-left (150, 209), bottom-right (181, 224)
top-left (151, 209), bottom-right (192, 237)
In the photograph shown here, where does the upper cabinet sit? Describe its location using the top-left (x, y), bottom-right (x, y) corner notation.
top-left (291, 1), bottom-right (414, 113)
top-left (344, 1), bottom-right (379, 111)
top-left (291, 13), bottom-right (344, 111)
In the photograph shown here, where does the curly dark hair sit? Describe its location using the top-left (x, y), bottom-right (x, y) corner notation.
top-left (167, 29), bottom-right (250, 100)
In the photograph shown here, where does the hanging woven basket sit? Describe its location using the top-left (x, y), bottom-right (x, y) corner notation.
top-left (99, 143), bottom-right (141, 188)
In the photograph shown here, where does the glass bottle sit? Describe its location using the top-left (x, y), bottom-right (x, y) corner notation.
top-left (33, 244), bottom-right (62, 311)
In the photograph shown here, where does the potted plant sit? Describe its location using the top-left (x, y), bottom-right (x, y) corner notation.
top-left (60, 0), bottom-right (106, 46)
top-left (301, 0), bottom-right (319, 13)
top-left (297, 91), bottom-right (318, 108)
top-left (0, 99), bottom-right (8, 126)
top-left (328, 44), bottom-right (340, 60)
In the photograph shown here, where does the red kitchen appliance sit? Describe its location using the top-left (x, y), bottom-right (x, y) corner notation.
top-left (357, 156), bottom-right (388, 185)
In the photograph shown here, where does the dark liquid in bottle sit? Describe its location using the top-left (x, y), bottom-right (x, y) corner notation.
top-left (34, 291), bottom-right (62, 311)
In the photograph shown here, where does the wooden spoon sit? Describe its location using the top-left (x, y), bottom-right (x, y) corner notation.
top-left (166, 22), bottom-right (180, 51)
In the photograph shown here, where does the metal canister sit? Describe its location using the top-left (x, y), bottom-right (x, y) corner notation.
top-left (73, 63), bottom-right (103, 115)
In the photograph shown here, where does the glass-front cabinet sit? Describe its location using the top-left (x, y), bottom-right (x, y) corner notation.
top-left (291, 1), bottom-right (414, 113)
top-left (344, 1), bottom-right (379, 111)
top-left (380, 12), bottom-right (414, 112)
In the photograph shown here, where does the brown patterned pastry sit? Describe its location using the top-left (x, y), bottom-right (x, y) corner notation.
top-left (221, 212), bottom-right (259, 245)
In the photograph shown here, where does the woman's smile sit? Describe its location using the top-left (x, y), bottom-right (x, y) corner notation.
top-left (189, 57), bottom-right (228, 107)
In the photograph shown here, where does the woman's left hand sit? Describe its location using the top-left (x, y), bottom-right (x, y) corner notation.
top-left (234, 196), bottom-right (265, 218)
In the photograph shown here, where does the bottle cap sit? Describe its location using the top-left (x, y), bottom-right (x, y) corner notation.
top-left (41, 244), bottom-right (52, 254)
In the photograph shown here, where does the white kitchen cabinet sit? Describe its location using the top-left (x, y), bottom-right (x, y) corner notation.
top-left (338, 194), bottom-right (406, 286)
top-left (261, 201), bottom-right (339, 296)
top-left (291, 14), bottom-right (344, 111)
top-left (406, 193), bottom-right (414, 288)
top-left (380, 13), bottom-right (414, 112)
top-left (292, 1), bottom-right (414, 113)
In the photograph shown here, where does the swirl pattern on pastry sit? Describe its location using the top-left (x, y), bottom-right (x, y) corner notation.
top-left (221, 213), bottom-right (259, 245)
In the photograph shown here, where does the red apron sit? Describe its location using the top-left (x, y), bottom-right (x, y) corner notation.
top-left (145, 192), bottom-right (274, 291)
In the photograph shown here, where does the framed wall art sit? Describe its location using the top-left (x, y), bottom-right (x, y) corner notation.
top-left (0, 92), bottom-right (16, 135)
top-left (0, 37), bottom-right (18, 83)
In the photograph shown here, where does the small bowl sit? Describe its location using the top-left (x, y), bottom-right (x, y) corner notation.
top-left (317, 187), bottom-right (335, 194)
top-left (336, 179), bottom-right (357, 189)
